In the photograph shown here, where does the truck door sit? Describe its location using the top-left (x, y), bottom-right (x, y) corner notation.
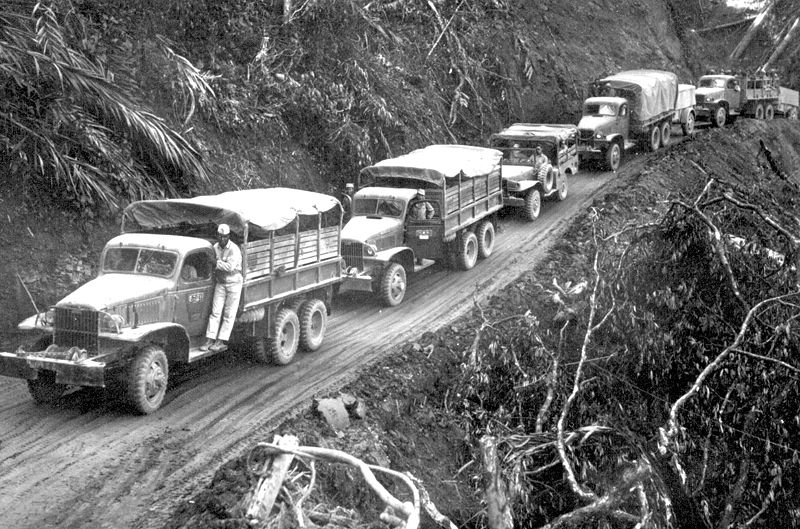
top-left (405, 199), bottom-right (444, 259)
top-left (727, 79), bottom-right (743, 112)
top-left (617, 103), bottom-right (630, 140)
top-left (174, 250), bottom-right (214, 338)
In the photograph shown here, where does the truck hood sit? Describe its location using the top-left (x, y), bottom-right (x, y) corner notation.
top-left (57, 274), bottom-right (174, 310)
top-left (578, 115), bottom-right (614, 133)
top-left (501, 165), bottom-right (536, 182)
top-left (695, 86), bottom-right (723, 99)
top-left (342, 215), bottom-right (403, 243)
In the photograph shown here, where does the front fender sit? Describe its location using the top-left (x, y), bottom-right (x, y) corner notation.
top-left (110, 322), bottom-right (190, 363)
top-left (375, 247), bottom-right (414, 269)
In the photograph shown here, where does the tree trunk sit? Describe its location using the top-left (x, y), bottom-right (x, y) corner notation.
top-left (729, 1), bottom-right (775, 62)
top-left (762, 16), bottom-right (800, 71)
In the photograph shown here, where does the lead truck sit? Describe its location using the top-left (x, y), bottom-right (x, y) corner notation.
top-left (578, 69), bottom-right (680, 171)
top-left (0, 188), bottom-right (343, 413)
top-left (339, 145), bottom-right (503, 307)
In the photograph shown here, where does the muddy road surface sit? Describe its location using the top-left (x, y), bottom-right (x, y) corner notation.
top-left (0, 168), bottom-right (621, 529)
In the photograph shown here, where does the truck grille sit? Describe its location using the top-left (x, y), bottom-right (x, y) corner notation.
top-left (54, 307), bottom-right (99, 354)
top-left (578, 129), bottom-right (594, 141)
top-left (695, 94), bottom-right (705, 105)
top-left (341, 241), bottom-right (364, 269)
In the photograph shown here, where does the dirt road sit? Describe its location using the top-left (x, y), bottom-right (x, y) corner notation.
top-left (0, 169), bottom-right (619, 529)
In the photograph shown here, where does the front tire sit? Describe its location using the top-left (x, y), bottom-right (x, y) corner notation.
top-left (713, 105), bottom-right (727, 128)
top-left (476, 220), bottom-right (495, 259)
top-left (457, 231), bottom-right (479, 271)
top-left (604, 142), bottom-right (621, 171)
top-left (379, 262), bottom-right (406, 307)
top-left (523, 188), bottom-right (542, 221)
top-left (754, 103), bottom-right (764, 120)
top-left (126, 345), bottom-right (169, 414)
top-left (682, 111), bottom-right (695, 136)
top-left (299, 299), bottom-right (327, 351)
top-left (27, 371), bottom-right (67, 404)
top-left (270, 308), bottom-right (300, 365)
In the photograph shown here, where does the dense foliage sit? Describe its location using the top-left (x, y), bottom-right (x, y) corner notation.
top-left (455, 131), bottom-right (800, 528)
top-left (0, 1), bottom-right (213, 212)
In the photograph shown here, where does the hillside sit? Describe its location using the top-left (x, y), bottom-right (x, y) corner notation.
top-left (2, 0), bottom-right (800, 528)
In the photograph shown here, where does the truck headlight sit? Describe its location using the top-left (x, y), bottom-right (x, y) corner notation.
top-left (100, 313), bottom-right (125, 333)
top-left (595, 132), bottom-right (604, 139)
top-left (365, 244), bottom-right (377, 256)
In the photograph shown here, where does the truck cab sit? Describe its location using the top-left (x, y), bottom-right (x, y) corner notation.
top-left (577, 97), bottom-right (630, 171)
top-left (695, 75), bottom-right (742, 126)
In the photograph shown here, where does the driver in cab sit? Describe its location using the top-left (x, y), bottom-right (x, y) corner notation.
top-left (408, 189), bottom-right (434, 221)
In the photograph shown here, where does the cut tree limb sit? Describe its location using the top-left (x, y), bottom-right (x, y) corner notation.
top-left (244, 434), bottom-right (299, 521)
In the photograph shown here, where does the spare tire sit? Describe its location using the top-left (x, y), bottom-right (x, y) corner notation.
top-left (537, 164), bottom-right (554, 194)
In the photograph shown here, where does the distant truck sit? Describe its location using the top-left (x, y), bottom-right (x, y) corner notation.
top-left (339, 145), bottom-right (503, 306)
top-left (577, 69), bottom-right (679, 171)
top-left (0, 188), bottom-right (343, 414)
top-left (489, 123), bottom-right (577, 220)
top-left (694, 71), bottom-right (800, 126)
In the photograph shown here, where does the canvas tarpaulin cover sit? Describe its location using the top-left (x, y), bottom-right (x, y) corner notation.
top-left (597, 70), bottom-right (678, 123)
top-left (359, 145), bottom-right (502, 187)
top-left (122, 188), bottom-right (341, 239)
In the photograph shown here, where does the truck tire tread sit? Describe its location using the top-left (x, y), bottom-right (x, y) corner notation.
top-left (126, 345), bottom-right (169, 414)
top-left (476, 220), bottom-right (495, 259)
top-left (379, 262), bottom-right (406, 307)
top-left (457, 231), bottom-right (479, 271)
top-left (299, 299), bottom-right (327, 351)
top-left (27, 371), bottom-right (67, 404)
top-left (270, 308), bottom-right (300, 365)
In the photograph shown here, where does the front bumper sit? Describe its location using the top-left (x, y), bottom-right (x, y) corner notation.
top-left (338, 272), bottom-right (376, 294)
top-left (577, 141), bottom-right (606, 157)
top-left (0, 349), bottom-right (106, 387)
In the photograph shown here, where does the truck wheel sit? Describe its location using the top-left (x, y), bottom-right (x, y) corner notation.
top-left (604, 142), bottom-right (621, 171)
top-left (248, 338), bottom-right (269, 364)
top-left (299, 299), bottom-right (327, 351)
top-left (270, 308), bottom-right (300, 365)
top-left (660, 121), bottom-right (671, 147)
top-left (523, 188), bottom-right (542, 221)
top-left (476, 220), bottom-right (495, 259)
top-left (27, 371), bottom-right (67, 404)
top-left (682, 111), bottom-right (695, 136)
top-left (126, 345), bottom-right (168, 414)
top-left (713, 106), bottom-right (727, 128)
top-left (556, 174), bottom-right (569, 201)
top-left (765, 104), bottom-right (774, 120)
top-left (457, 231), bottom-right (479, 271)
top-left (537, 165), bottom-right (554, 194)
top-left (379, 262), bottom-right (406, 307)
top-left (789, 108), bottom-right (798, 120)
top-left (647, 125), bottom-right (661, 152)
top-left (754, 103), bottom-right (764, 120)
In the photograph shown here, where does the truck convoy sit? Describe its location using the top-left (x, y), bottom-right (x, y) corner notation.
top-left (339, 145), bottom-right (503, 307)
top-left (694, 71), bottom-right (800, 127)
top-left (489, 123), bottom-right (577, 220)
top-left (0, 188), bottom-right (344, 413)
top-left (577, 70), bottom-right (680, 171)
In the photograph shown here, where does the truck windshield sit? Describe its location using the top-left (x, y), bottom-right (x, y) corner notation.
top-left (584, 103), bottom-right (616, 116)
top-left (699, 77), bottom-right (726, 88)
top-left (353, 198), bottom-right (405, 218)
top-left (104, 248), bottom-right (177, 277)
